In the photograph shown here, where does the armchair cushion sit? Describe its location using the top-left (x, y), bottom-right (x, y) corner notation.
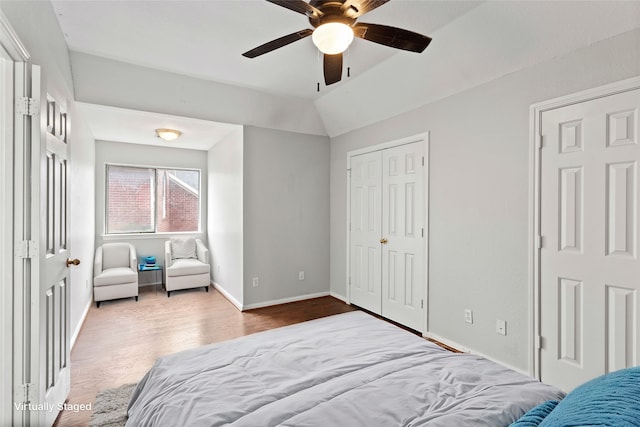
top-left (166, 258), bottom-right (210, 277)
top-left (171, 237), bottom-right (197, 260)
top-left (94, 267), bottom-right (138, 287)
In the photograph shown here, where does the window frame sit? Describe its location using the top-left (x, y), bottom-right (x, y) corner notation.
top-left (104, 163), bottom-right (202, 236)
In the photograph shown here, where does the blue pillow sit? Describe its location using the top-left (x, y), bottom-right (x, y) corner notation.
top-left (539, 366), bottom-right (640, 426)
top-left (510, 400), bottom-right (559, 426)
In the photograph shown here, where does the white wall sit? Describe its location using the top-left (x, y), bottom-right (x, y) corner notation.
top-left (68, 50), bottom-right (335, 310)
top-left (69, 51), bottom-right (327, 137)
top-left (95, 140), bottom-right (208, 264)
top-left (208, 128), bottom-right (244, 307)
top-left (68, 103), bottom-right (96, 343)
top-left (1, 0), bottom-right (96, 350)
top-left (243, 126), bottom-right (331, 308)
top-left (330, 29), bottom-right (640, 372)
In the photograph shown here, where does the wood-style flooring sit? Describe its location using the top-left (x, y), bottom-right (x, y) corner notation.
top-left (54, 286), bottom-right (356, 426)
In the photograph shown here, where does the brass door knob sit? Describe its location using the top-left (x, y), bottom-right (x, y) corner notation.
top-left (66, 258), bottom-right (80, 267)
top-left (380, 238), bottom-right (388, 244)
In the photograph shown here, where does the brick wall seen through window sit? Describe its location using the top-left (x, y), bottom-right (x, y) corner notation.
top-left (106, 165), bottom-right (199, 234)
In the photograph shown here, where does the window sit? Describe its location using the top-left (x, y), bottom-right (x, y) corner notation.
top-left (106, 165), bottom-right (200, 234)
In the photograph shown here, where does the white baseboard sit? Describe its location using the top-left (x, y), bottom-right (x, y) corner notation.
top-left (329, 291), bottom-right (347, 303)
top-left (242, 291), bottom-right (330, 311)
top-left (424, 331), bottom-right (531, 377)
top-left (71, 298), bottom-right (92, 350)
top-left (424, 331), bottom-right (470, 353)
top-left (212, 282), bottom-right (243, 311)
top-left (471, 349), bottom-right (532, 377)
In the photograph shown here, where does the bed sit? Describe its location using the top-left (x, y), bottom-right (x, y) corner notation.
top-left (127, 311), bottom-right (564, 426)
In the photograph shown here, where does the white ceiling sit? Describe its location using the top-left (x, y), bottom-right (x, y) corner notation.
top-left (52, 0), bottom-right (483, 99)
top-left (51, 0), bottom-right (640, 142)
top-left (77, 103), bottom-right (239, 151)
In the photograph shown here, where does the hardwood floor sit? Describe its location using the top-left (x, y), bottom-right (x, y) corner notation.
top-left (54, 286), bottom-right (356, 426)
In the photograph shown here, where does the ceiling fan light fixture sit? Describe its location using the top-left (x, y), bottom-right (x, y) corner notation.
top-left (155, 128), bottom-right (182, 142)
top-left (312, 22), bottom-right (354, 55)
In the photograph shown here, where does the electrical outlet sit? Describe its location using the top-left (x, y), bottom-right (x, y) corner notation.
top-left (464, 309), bottom-right (473, 324)
top-left (299, 271), bottom-right (305, 280)
top-left (252, 277), bottom-right (259, 287)
top-left (496, 319), bottom-right (507, 335)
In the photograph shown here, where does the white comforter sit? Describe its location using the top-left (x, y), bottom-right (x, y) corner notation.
top-left (127, 311), bottom-right (563, 426)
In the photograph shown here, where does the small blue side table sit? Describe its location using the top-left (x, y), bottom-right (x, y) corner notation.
top-left (138, 264), bottom-right (163, 294)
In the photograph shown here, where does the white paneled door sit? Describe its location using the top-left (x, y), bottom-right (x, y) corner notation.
top-left (15, 65), bottom-right (72, 426)
top-left (350, 140), bottom-right (426, 331)
top-left (350, 151), bottom-right (383, 314)
top-left (540, 88), bottom-right (640, 392)
top-left (381, 143), bottom-right (425, 330)
top-left (37, 93), bottom-right (72, 427)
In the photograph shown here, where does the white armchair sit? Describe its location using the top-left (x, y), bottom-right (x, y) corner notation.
top-left (164, 237), bottom-right (210, 297)
top-left (93, 243), bottom-right (138, 307)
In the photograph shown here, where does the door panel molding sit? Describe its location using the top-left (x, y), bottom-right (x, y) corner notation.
top-left (347, 132), bottom-right (429, 333)
top-left (530, 76), bottom-right (640, 382)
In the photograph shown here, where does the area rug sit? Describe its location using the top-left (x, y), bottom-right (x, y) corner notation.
top-left (89, 383), bottom-right (136, 427)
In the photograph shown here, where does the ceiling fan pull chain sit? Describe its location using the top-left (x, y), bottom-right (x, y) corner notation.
top-left (347, 67), bottom-right (351, 78)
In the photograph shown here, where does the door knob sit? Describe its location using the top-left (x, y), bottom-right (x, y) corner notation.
top-left (380, 238), bottom-right (388, 244)
top-left (66, 258), bottom-right (80, 267)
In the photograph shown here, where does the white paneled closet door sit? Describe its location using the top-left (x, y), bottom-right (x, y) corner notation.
top-left (381, 143), bottom-right (425, 331)
top-left (349, 140), bottom-right (425, 331)
top-left (349, 151), bottom-right (383, 314)
top-left (539, 88), bottom-right (640, 392)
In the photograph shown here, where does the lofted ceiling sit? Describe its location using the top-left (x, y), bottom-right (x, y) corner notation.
top-left (52, 0), bottom-right (483, 99)
top-left (50, 0), bottom-right (640, 142)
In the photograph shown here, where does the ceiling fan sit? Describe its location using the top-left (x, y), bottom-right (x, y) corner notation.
top-left (242, 0), bottom-right (432, 86)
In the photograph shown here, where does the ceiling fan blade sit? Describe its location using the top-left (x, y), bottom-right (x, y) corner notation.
top-left (341, 0), bottom-right (390, 18)
top-left (353, 22), bottom-right (432, 53)
top-left (323, 53), bottom-right (343, 85)
top-left (242, 29), bottom-right (313, 58)
top-left (266, 0), bottom-right (323, 19)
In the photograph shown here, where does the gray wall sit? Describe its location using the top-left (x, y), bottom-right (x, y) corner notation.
top-left (95, 140), bottom-right (208, 264)
top-left (330, 29), bottom-right (640, 372)
top-left (208, 129), bottom-right (244, 306)
top-left (1, 1), bottom-right (96, 347)
top-left (243, 126), bottom-right (331, 308)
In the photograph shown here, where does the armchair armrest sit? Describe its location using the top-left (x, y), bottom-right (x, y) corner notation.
top-left (129, 244), bottom-right (137, 271)
top-left (165, 240), bottom-right (173, 268)
top-left (94, 246), bottom-right (103, 278)
top-left (195, 239), bottom-right (209, 264)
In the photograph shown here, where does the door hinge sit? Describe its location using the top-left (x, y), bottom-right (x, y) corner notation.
top-left (537, 134), bottom-right (543, 149)
top-left (536, 335), bottom-right (543, 350)
top-left (16, 96), bottom-right (39, 116)
top-left (537, 236), bottom-right (543, 249)
top-left (422, 156), bottom-right (424, 166)
top-left (421, 299), bottom-right (424, 309)
top-left (15, 383), bottom-right (34, 403)
top-left (421, 228), bottom-right (424, 238)
top-left (16, 240), bottom-right (37, 259)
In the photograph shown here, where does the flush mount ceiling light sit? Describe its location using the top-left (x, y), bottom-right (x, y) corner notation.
top-left (155, 128), bottom-right (182, 142)
top-left (312, 22), bottom-right (354, 55)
